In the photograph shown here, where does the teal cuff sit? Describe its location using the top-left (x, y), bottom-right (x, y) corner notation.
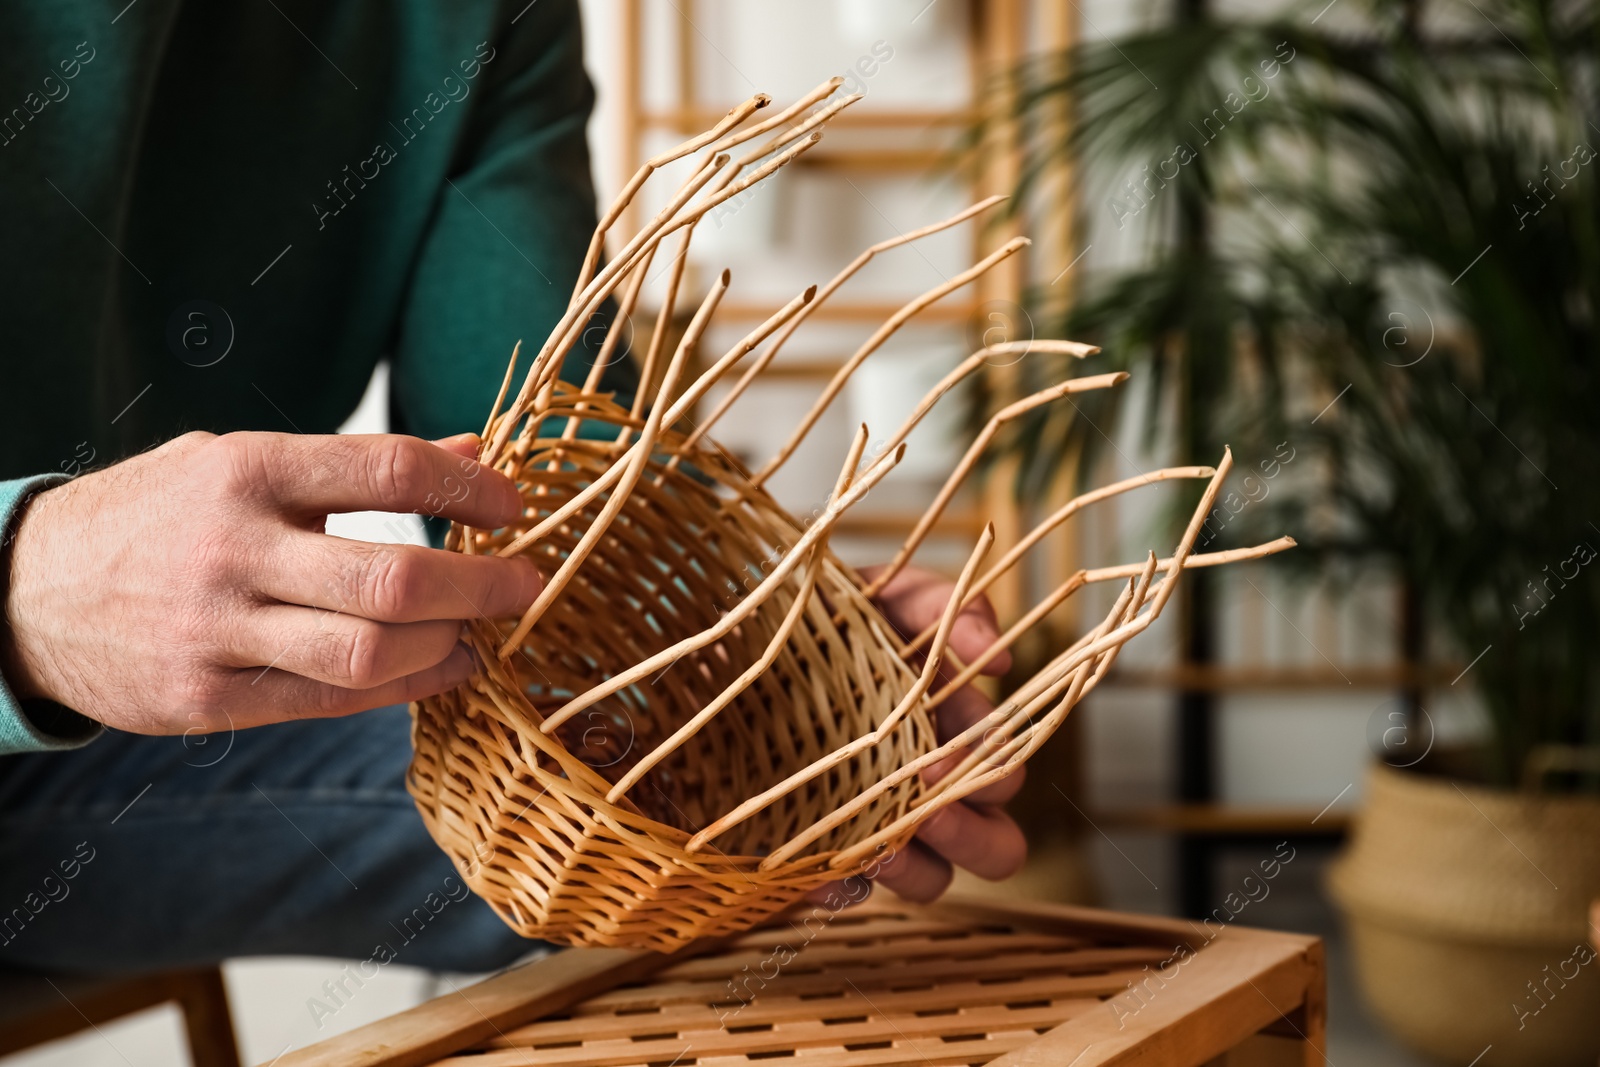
top-left (0, 474), bottom-right (103, 757)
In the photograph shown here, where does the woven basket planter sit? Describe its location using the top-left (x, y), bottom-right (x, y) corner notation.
top-left (407, 81), bottom-right (1291, 951)
top-left (1329, 762), bottom-right (1600, 1066)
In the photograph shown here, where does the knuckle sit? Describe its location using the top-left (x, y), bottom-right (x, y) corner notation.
top-left (182, 523), bottom-right (238, 590)
top-left (361, 546), bottom-right (423, 619)
top-left (335, 620), bottom-right (386, 688)
top-left (166, 430), bottom-right (218, 455)
top-left (371, 437), bottom-right (430, 507)
top-left (204, 432), bottom-right (268, 498)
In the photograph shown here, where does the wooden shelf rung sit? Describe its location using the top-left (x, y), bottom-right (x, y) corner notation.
top-left (699, 301), bottom-right (978, 324)
top-left (736, 360), bottom-right (843, 381)
top-left (1101, 663), bottom-right (1465, 692)
top-left (640, 108), bottom-right (974, 131)
top-left (829, 510), bottom-right (986, 539)
top-left (795, 148), bottom-right (949, 171)
top-left (1091, 804), bottom-right (1353, 836)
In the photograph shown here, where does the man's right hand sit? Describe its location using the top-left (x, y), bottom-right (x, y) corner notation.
top-left (0, 430), bottom-right (539, 736)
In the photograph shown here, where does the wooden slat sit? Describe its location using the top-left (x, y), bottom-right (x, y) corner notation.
top-left (496, 969), bottom-right (1138, 1044)
top-left (723, 914), bottom-right (994, 950)
top-left (571, 944), bottom-right (1171, 1014)
top-left (436, 1031), bottom-right (1041, 1067)
top-left (459, 1002), bottom-right (1082, 1066)
top-left (266, 947), bottom-right (682, 1067)
top-left (657, 932), bottom-right (1085, 980)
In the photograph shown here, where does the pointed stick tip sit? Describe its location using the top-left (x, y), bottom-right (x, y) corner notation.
top-left (719, 267), bottom-right (732, 285)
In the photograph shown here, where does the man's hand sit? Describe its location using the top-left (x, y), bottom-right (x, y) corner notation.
top-left (1, 431), bottom-right (539, 735)
top-left (856, 565), bottom-right (1027, 901)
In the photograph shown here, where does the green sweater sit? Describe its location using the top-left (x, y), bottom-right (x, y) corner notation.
top-left (0, 0), bottom-right (634, 755)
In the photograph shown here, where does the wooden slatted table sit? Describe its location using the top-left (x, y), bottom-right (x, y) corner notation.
top-left (273, 895), bottom-right (1325, 1067)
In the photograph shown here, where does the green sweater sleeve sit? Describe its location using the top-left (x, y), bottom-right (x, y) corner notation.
top-left (389, 0), bottom-right (636, 443)
top-left (0, 475), bottom-right (104, 756)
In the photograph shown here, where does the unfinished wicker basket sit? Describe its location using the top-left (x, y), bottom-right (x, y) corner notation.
top-left (408, 80), bottom-right (1291, 951)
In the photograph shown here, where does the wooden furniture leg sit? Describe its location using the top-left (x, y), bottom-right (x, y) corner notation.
top-left (0, 964), bottom-right (240, 1066)
top-left (172, 965), bottom-right (244, 1067)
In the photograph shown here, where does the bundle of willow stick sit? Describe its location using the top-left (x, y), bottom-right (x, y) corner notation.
top-left (407, 78), bottom-right (1293, 951)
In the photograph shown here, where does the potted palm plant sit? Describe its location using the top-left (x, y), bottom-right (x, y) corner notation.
top-left (985, 1), bottom-right (1600, 1063)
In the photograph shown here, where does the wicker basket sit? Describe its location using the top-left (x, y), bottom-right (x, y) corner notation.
top-left (407, 81), bottom-right (1292, 951)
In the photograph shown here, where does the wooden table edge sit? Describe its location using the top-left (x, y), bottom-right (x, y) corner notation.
top-left (263, 945), bottom-right (688, 1067)
top-left (984, 923), bottom-right (1326, 1067)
